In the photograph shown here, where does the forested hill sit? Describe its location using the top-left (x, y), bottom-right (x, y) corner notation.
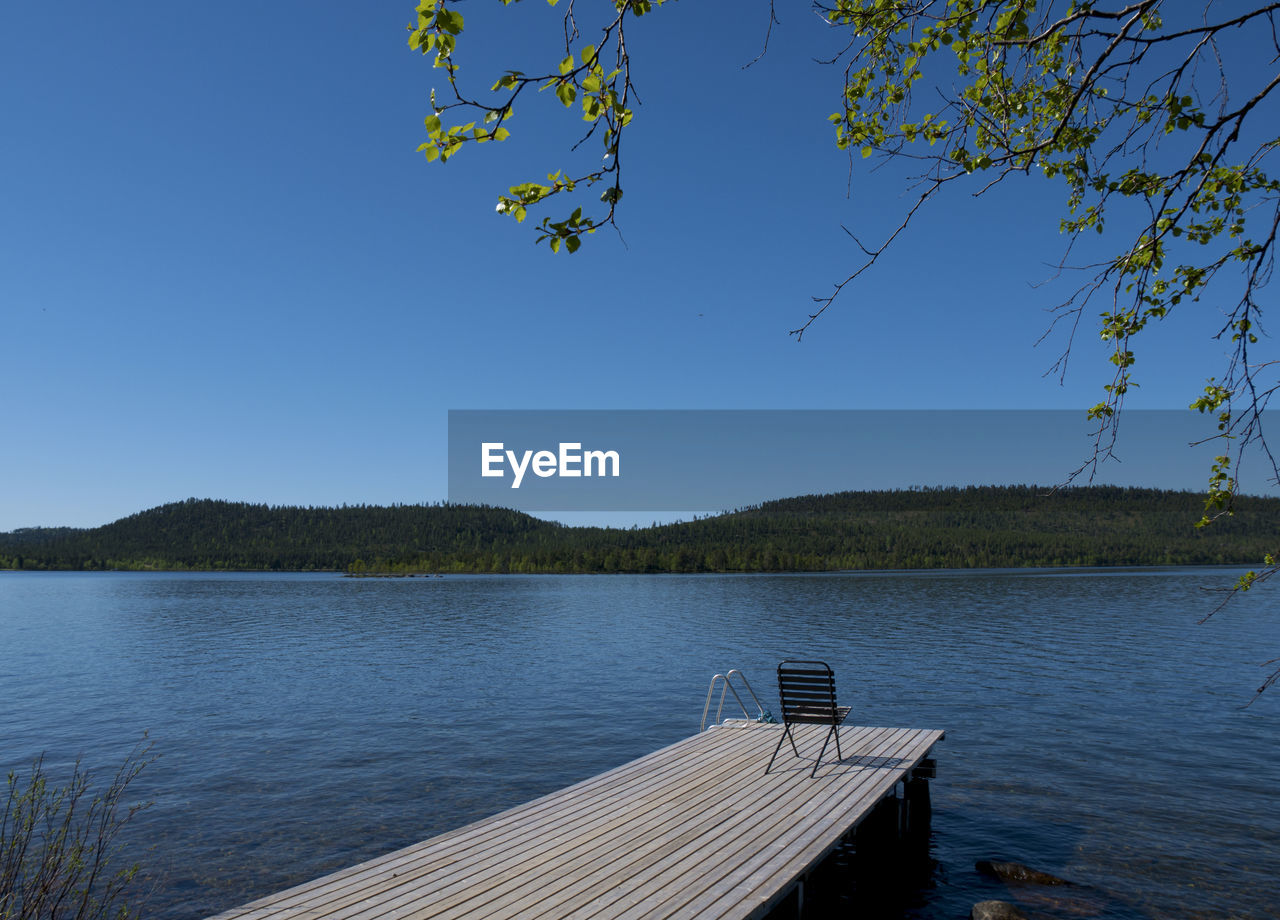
top-left (1, 487), bottom-right (1277, 574)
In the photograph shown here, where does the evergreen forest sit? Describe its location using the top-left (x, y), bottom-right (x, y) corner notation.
top-left (1, 487), bottom-right (1276, 574)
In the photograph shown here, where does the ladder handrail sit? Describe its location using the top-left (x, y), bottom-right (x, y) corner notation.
top-left (700, 669), bottom-right (769, 731)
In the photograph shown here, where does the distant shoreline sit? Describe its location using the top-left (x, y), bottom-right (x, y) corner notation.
top-left (3, 487), bottom-right (1275, 574)
top-left (0, 562), bottom-right (1257, 577)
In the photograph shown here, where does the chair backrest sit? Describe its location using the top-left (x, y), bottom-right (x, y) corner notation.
top-left (776, 659), bottom-right (841, 725)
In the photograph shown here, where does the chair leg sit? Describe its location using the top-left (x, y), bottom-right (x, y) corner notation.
top-left (811, 727), bottom-right (835, 778)
top-left (833, 725), bottom-right (843, 762)
top-left (765, 726), bottom-right (790, 774)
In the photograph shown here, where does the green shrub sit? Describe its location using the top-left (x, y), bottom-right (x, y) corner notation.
top-left (1, 739), bottom-right (155, 920)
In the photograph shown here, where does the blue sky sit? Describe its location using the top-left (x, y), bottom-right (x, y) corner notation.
top-left (1, 3), bottom-right (1271, 530)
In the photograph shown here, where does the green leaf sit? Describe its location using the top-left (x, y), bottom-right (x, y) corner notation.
top-left (566, 235), bottom-right (581, 253)
top-left (435, 8), bottom-right (464, 35)
top-left (556, 82), bottom-right (577, 108)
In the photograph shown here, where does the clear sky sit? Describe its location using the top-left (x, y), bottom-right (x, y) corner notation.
top-left (2, 2), bottom-right (1272, 530)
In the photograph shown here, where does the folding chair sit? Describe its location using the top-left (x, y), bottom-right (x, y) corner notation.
top-left (765, 659), bottom-right (852, 777)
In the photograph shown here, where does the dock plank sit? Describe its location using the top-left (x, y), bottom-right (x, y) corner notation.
top-left (207, 723), bottom-right (943, 920)
top-left (212, 730), bottom-right (757, 920)
top-left (576, 727), bottom-right (904, 920)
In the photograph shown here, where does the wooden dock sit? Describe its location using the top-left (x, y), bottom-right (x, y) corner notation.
top-left (208, 721), bottom-right (944, 920)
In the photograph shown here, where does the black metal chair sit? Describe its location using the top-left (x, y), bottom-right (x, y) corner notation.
top-left (765, 659), bottom-right (852, 777)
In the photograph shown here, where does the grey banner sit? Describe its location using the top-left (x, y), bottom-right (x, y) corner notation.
top-left (447, 409), bottom-right (1274, 512)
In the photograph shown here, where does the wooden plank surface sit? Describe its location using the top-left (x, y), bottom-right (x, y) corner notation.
top-left (207, 723), bottom-right (944, 920)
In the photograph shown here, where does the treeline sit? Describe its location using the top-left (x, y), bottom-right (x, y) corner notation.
top-left (1, 487), bottom-right (1277, 574)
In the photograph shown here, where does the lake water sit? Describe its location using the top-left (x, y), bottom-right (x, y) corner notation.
top-left (1, 569), bottom-right (1277, 919)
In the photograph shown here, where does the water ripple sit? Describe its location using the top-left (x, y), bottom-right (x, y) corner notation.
top-left (0, 569), bottom-right (1276, 919)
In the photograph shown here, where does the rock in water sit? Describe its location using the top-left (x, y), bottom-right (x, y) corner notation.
top-left (972, 900), bottom-right (1026, 920)
top-left (976, 860), bottom-right (1072, 886)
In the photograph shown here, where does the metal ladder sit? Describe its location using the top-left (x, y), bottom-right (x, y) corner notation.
top-left (700, 669), bottom-right (772, 731)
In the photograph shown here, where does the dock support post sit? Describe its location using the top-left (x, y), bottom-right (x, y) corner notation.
top-left (903, 775), bottom-right (932, 844)
top-left (854, 791), bottom-right (903, 859)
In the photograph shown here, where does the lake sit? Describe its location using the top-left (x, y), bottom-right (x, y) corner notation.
top-left (1, 569), bottom-right (1277, 919)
